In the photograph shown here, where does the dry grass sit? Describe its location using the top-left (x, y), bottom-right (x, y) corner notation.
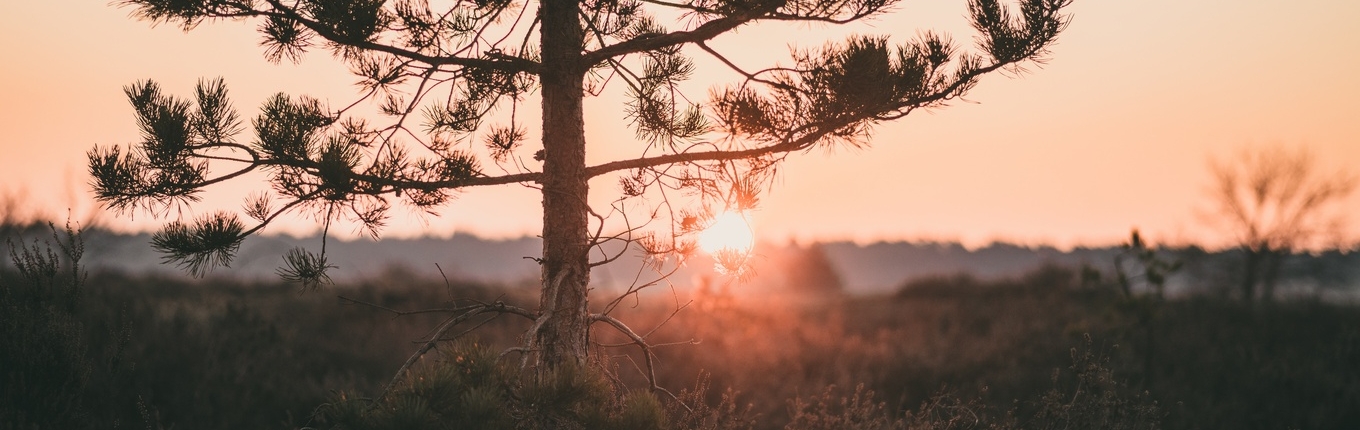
top-left (3, 259), bottom-right (1356, 429)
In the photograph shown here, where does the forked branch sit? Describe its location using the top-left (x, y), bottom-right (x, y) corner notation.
top-left (592, 313), bottom-right (687, 403)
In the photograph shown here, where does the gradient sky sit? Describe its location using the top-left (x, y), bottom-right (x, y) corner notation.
top-left (2, 1), bottom-right (1358, 249)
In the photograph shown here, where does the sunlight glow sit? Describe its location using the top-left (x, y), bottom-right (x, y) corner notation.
top-left (698, 210), bottom-right (755, 257)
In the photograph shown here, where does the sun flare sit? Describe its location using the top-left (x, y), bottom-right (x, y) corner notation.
top-left (698, 210), bottom-right (755, 256)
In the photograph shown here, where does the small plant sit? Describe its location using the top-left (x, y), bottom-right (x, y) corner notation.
top-left (1025, 336), bottom-right (1162, 430)
top-left (665, 374), bottom-right (756, 430)
top-left (1113, 230), bottom-right (1181, 300)
top-left (1109, 230), bottom-right (1181, 386)
top-left (1, 221), bottom-right (140, 429)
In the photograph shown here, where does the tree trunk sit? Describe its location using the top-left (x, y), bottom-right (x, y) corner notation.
top-left (529, 0), bottom-right (591, 370)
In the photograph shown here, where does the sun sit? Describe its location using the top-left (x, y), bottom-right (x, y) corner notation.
top-left (697, 210), bottom-right (755, 257)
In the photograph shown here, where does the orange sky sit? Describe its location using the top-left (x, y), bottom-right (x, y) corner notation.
top-left (2, 1), bottom-right (1358, 249)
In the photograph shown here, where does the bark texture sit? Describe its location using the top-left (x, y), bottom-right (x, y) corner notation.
top-left (530, 0), bottom-right (592, 369)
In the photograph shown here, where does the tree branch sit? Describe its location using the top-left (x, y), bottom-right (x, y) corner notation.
top-left (581, 5), bottom-right (775, 66)
top-left (591, 313), bottom-right (684, 402)
top-left (365, 170), bottom-right (543, 189)
top-left (585, 59), bottom-right (1006, 178)
top-left (259, 0), bottom-right (540, 74)
top-left (374, 301), bottom-right (535, 404)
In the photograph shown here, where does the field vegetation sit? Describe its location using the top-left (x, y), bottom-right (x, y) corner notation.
top-left (3, 222), bottom-right (1358, 429)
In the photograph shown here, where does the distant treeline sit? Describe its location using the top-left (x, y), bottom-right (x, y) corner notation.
top-left (3, 222), bottom-right (1357, 298)
top-left (822, 241), bottom-right (1360, 298)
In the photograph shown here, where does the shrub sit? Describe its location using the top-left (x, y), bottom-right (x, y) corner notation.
top-left (0, 222), bottom-right (140, 429)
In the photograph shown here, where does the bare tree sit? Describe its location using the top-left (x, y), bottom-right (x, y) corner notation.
top-left (88, 0), bottom-right (1073, 375)
top-left (1204, 144), bottom-right (1356, 303)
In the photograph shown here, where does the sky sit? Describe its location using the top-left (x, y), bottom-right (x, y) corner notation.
top-left (1, 1), bottom-right (1358, 250)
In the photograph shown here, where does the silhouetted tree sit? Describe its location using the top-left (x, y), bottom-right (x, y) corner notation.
top-left (1204, 144), bottom-right (1356, 303)
top-left (89, 0), bottom-right (1072, 373)
top-left (782, 243), bottom-right (843, 295)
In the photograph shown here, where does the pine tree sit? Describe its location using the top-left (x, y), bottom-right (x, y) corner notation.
top-left (89, 0), bottom-right (1073, 370)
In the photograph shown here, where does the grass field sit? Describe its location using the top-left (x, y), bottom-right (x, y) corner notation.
top-left (5, 249), bottom-right (1357, 429)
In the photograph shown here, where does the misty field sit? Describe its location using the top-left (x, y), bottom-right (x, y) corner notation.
top-left (5, 249), bottom-right (1357, 429)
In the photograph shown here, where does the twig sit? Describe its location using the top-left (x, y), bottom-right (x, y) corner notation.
top-left (592, 313), bottom-right (689, 410)
top-left (372, 302), bottom-right (536, 405)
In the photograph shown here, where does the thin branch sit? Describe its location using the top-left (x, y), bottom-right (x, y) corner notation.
top-left (374, 312), bottom-right (461, 404)
top-left (373, 301), bottom-right (536, 403)
top-left (581, 5), bottom-right (776, 67)
top-left (260, 0), bottom-right (541, 74)
top-left (584, 60), bottom-right (1008, 178)
top-left (694, 41), bottom-right (799, 91)
top-left (355, 169), bottom-right (541, 188)
top-left (591, 313), bottom-right (685, 405)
